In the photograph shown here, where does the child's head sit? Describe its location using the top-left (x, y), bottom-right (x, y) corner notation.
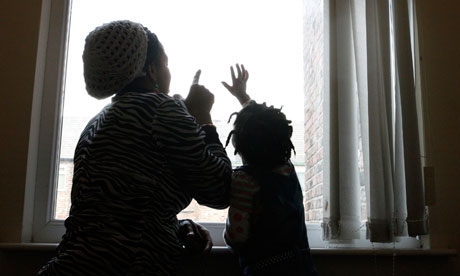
top-left (226, 102), bottom-right (295, 169)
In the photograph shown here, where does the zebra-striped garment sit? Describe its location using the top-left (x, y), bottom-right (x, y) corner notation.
top-left (38, 91), bottom-right (232, 276)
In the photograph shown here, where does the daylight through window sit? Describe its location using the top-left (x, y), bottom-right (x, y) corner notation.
top-left (54, 0), bottom-right (308, 222)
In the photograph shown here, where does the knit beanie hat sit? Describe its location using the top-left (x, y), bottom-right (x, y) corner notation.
top-left (83, 20), bottom-right (148, 99)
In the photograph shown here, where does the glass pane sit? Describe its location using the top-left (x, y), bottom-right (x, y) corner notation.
top-left (55, 0), bottom-right (305, 222)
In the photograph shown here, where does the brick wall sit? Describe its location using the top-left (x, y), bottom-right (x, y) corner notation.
top-left (55, 161), bottom-right (74, 220)
top-left (303, 0), bottom-right (324, 222)
top-left (301, 0), bottom-right (368, 223)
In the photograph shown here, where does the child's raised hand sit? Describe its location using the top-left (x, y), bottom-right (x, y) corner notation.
top-left (222, 64), bottom-right (251, 106)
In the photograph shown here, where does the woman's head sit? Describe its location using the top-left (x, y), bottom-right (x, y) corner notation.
top-left (142, 28), bottom-right (170, 94)
top-left (225, 102), bottom-right (295, 169)
top-left (83, 20), bottom-right (170, 99)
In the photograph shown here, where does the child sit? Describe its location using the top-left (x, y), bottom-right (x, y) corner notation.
top-left (222, 64), bottom-right (317, 276)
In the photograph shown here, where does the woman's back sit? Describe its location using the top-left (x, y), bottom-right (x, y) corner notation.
top-left (39, 20), bottom-right (232, 276)
top-left (46, 92), bottom-right (230, 276)
top-left (72, 92), bottom-right (191, 218)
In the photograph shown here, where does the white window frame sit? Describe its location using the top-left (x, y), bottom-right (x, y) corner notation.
top-left (23, 0), bottom-right (423, 249)
top-left (23, 0), bottom-right (71, 243)
top-left (208, 222), bottom-right (420, 249)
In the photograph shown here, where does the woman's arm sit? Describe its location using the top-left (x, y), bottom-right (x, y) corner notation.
top-left (153, 95), bottom-right (232, 209)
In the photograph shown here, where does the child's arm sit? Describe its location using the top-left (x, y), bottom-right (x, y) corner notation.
top-left (224, 170), bottom-right (260, 250)
top-left (222, 64), bottom-right (251, 106)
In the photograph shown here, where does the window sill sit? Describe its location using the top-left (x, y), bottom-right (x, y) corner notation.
top-left (309, 248), bottom-right (457, 256)
top-left (0, 243), bottom-right (58, 251)
top-left (0, 243), bottom-right (456, 257)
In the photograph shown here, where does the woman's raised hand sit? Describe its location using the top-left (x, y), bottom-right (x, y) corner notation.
top-left (185, 70), bottom-right (214, 125)
top-left (222, 64), bottom-right (251, 106)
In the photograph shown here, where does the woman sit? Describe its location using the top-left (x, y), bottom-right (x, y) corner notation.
top-left (38, 20), bottom-right (232, 276)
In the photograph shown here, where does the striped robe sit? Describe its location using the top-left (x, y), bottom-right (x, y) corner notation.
top-left (38, 91), bottom-right (232, 276)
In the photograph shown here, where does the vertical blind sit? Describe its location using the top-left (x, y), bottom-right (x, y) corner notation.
top-left (322, 0), bottom-right (428, 243)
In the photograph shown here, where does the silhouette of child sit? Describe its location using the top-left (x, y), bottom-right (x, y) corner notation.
top-left (222, 64), bottom-right (318, 276)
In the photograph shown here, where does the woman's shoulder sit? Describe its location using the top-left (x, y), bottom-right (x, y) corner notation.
top-left (115, 91), bottom-right (170, 103)
top-left (112, 92), bottom-right (187, 113)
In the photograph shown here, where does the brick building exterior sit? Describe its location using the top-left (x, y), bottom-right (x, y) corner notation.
top-left (303, 0), bottom-right (324, 222)
top-left (301, 0), bottom-right (367, 223)
top-left (55, 160), bottom-right (74, 220)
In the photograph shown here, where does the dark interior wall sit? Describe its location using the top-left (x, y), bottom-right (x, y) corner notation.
top-left (0, 248), bottom-right (456, 276)
top-left (0, 0), bottom-right (42, 242)
top-left (0, 0), bottom-right (459, 275)
top-left (415, 0), bottom-right (460, 273)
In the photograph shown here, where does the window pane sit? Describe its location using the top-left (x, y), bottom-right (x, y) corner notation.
top-left (54, 0), bottom-right (305, 222)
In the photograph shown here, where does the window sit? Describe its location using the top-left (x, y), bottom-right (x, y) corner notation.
top-left (27, 0), bottom-right (306, 243)
top-left (27, 0), bottom-right (424, 249)
top-left (58, 0), bottom-right (305, 223)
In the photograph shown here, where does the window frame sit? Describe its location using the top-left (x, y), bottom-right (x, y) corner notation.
top-left (23, 0), bottom-right (71, 243)
top-left (24, 0), bottom-right (424, 249)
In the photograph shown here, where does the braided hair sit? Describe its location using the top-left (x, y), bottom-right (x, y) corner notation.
top-left (225, 102), bottom-right (295, 170)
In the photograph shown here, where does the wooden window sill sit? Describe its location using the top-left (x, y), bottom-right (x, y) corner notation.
top-left (0, 243), bottom-right (456, 257)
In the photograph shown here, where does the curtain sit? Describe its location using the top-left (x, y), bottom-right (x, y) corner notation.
top-left (322, 0), bottom-right (428, 242)
top-left (392, 0), bottom-right (428, 238)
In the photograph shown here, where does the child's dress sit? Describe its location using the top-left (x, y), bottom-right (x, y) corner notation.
top-left (225, 162), bottom-right (318, 276)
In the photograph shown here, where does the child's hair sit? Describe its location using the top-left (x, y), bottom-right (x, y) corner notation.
top-left (225, 102), bottom-right (295, 169)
